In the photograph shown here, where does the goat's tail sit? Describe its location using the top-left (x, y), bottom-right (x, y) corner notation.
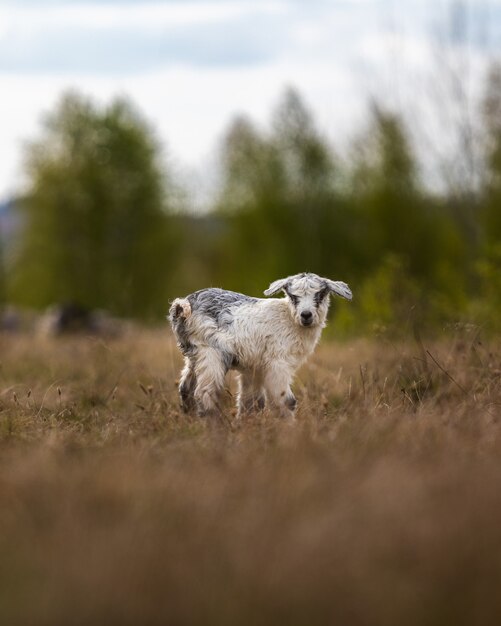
top-left (168, 298), bottom-right (192, 325)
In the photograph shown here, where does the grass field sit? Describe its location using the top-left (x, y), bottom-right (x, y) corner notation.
top-left (1, 328), bottom-right (501, 625)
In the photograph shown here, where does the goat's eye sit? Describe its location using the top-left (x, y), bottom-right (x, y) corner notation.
top-left (289, 294), bottom-right (299, 306)
top-left (314, 288), bottom-right (329, 306)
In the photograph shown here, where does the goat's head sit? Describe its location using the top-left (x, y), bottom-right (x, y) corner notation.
top-left (264, 272), bottom-right (352, 328)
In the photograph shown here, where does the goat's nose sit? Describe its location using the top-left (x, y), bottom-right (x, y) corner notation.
top-left (300, 311), bottom-right (313, 321)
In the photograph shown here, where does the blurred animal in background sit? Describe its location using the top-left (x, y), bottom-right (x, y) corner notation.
top-left (38, 302), bottom-right (125, 338)
top-left (0, 305), bottom-right (22, 332)
top-left (0, 306), bottom-right (43, 334)
top-left (169, 272), bottom-right (352, 420)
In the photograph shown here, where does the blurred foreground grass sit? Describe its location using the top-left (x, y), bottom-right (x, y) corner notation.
top-left (1, 329), bottom-right (501, 625)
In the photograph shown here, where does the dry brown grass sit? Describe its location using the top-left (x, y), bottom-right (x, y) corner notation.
top-left (1, 328), bottom-right (501, 625)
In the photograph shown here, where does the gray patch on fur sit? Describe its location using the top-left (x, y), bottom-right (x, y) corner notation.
top-left (313, 286), bottom-right (329, 308)
top-left (221, 350), bottom-right (239, 371)
top-left (188, 288), bottom-right (257, 326)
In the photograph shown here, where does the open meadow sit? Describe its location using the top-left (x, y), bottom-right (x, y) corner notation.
top-left (1, 327), bottom-right (501, 625)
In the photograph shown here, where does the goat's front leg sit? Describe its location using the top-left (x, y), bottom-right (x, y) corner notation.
top-left (263, 363), bottom-right (297, 420)
top-left (237, 369), bottom-right (265, 417)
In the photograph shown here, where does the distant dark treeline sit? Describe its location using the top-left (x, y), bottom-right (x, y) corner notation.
top-left (1, 63), bottom-right (501, 335)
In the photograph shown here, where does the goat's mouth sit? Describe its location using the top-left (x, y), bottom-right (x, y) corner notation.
top-left (300, 319), bottom-right (314, 327)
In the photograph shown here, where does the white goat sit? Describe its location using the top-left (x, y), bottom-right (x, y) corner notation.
top-left (168, 272), bottom-right (352, 419)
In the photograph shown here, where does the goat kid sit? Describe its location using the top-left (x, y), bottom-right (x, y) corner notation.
top-left (169, 273), bottom-right (352, 420)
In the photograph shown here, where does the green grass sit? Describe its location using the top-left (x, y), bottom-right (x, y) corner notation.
top-left (0, 328), bottom-right (501, 625)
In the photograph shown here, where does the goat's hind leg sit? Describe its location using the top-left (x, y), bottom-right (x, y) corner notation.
top-left (194, 348), bottom-right (227, 418)
top-left (178, 357), bottom-right (197, 413)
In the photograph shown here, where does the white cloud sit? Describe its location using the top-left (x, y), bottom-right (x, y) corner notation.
top-left (0, 1), bottom-right (287, 32)
top-left (0, 0), bottom-right (499, 200)
top-left (0, 1), bottom-right (289, 73)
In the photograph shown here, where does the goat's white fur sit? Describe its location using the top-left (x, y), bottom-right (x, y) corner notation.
top-left (169, 273), bottom-right (352, 420)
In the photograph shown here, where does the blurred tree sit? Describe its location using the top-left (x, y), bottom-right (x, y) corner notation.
top-left (344, 105), bottom-right (467, 330)
top-left (350, 105), bottom-right (430, 274)
top-left (220, 115), bottom-right (283, 211)
top-left (216, 115), bottom-right (285, 292)
top-left (368, 107), bottom-right (464, 266)
top-left (418, 0), bottom-right (485, 253)
top-left (472, 62), bottom-right (501, 330)
top-left (271, 88), bottom-right (344, 273)
top-left (11, 92), bottom-right (175, 318)
top-left (217, 89), bottom-right (349, 293)
top-left (0, 238), bottom-right (5, 306)
top-left (482, 63), bottom-right (501, 246)
top-left (216, 90), bottom-right (470, 332)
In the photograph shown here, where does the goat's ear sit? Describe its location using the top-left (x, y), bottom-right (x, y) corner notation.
top-left (325, 280), bottom-right (352, 300)
top-left (264, 277), bottom-right (290, 297)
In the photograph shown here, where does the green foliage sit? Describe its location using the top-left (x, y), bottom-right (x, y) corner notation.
top-left (217, 88), bottom-right (350, 294)
top-left (11, 91), bottom-right (176, 318)
top-left (483, 64), bottom-right (501, 248)
top-left (6, 67), bottom-right (501, 332)
top-left (472, 247), bottom-right (501, 332)
top-left (214, 92), bottom-right (473, 334)
top-left (0, 239), bottom-right (5, 306)
top-left (468, 63), bottom-right (501, 333)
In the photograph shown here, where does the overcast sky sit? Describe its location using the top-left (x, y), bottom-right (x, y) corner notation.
top-left (0, 0), bottom-right (500, 202)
